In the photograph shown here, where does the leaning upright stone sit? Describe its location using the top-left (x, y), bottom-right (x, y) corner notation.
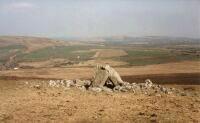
top-left (104, 65), bottom-right (124, 86)
top-left (92, 65), bottom-right (109, 87)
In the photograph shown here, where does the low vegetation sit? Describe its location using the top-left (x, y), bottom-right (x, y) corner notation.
top-left (0, 36), bottom-right (199, 68)
top-left (19, 45), bottom-right (96, 62)
top-left (0, 45), bottom-right (25, 64)
top-left (118, 48), bottom-right (200, 66)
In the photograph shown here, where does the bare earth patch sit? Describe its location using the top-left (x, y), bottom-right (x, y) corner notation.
top-left (76, 59), bottom-right (128, 67)
top-left (0, 80), bottom-right (199, 123)
top-left (18, 59), bottom-right (69, 68)
top-left (0, 61), bottom-right (199, 80)
top-left (92, 49), bottom-right (128, 58)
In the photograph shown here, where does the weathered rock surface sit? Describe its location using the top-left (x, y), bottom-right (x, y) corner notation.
top-left (92, 64), bottom-right (124, 87)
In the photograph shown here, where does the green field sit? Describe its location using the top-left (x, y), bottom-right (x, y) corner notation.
top-left (20, 44), bottom-right (200, 66)
top-left (19, 45), bottom-right (96, 62)
top-left (0, 42), bottom-right (199, 67)
top-left (114, 48), bottom-right (200, 66)
top-left (0, 45), bottom-right (25, 64)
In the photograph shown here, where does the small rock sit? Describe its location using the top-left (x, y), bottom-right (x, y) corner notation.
top-left (131, 83), bottom-right (137, 86)
top-left (60, 80), bottom-right (65, 86)
top-left (180, 92), bottom-right (187, 96)
top-left (125, 85), bottom-right (132, 90)
top-left (155, 94), bottom-right (161, 97)
top-left (101, 87), bottom-right (113, 93)
top-left (113, 86), bottom-right (128, 92)
top-left (33, 84), bottom-right (41, 89)
top-left (170, 88), bottom-right (176, 91)
top-left (123, 82), bottom-right (130, 86)
top-left (166, 90), bottom-right (173, 94)
top-left (75, 79), bottom-right (91, 87)
top-left (49, 80), bottom-right (57, 87)
top-left (145, 79), bottom-right (153, 88)
top-left (120, 87), bottom-right (128, 92)
top-left (113, 85), bottom-right (121, 91)
top-left (65, 80), bottom-right (75, 87)
top-left (91, 87), bottom-right (102, 92)
top-left (160, 87), bottom-right (167, 93)
top-left (78, 86), bottom-right (86, 91)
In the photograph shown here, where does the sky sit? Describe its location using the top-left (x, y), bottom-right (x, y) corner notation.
top-left (0, 0), bottom-right (199, 38)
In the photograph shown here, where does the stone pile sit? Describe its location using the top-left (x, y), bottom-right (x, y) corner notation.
top-left (29, 65), bottom-right (185, 95)
top-left (44, 79), bottom-right (184, 95)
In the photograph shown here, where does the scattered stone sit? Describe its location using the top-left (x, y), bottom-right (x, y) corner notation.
top-left (28, 78), bottom-right (183, 95)
top-left (65, 80), bottom-right (75, 87)
top-left (33, 84), bottom-right (41, 89)
top-left (78, 86), bottom-right (86, 91)
top-left (90, 87), bottom-right (102, 93)
top-left (49, 80), bottom-right (57, 87)
top-left (75, 79), bottom-right (84, 86)
top-left (180, 92), bottom-right (187, 96)
top-left (145, 79), bottom-right (153, 88)
top-left (101, 87), bottom-right (113, 93)
top-left (113, 86), bottom-right (128, 92)
top-left (25, 65), bottom-right (184, 95)
top-left (75, 79), bottom-right (91, 87)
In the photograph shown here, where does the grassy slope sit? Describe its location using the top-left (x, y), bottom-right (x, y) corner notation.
top-left (0, 45), bottom-right (25, 64)
top-left (0, 37), bottom-right (199, 67)
top-left (19, 45), bottom-right (96, 62)
top-left (21, 44), bottom-right (200, 66)
top-left (114, 48), bottom-right (200, 66)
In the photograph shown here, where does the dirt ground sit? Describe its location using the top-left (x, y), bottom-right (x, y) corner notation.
top-left (0, 61), bottom-right (200, 123)
top-left (0, 79), bottom-right (199, 123)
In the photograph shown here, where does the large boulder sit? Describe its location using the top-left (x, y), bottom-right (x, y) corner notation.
top-left (91, 64), bottom-right (124, 88)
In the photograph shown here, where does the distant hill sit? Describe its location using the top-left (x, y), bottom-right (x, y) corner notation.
top-left (59, 36), bottom-right (200, 45)
top-left (0, 36), bottom-right (68, 52)
top-left (102, 36), bottom-right (200, 45)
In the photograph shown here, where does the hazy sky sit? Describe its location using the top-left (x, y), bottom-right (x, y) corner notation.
top-left (0, 0), bottom-right (199, 38)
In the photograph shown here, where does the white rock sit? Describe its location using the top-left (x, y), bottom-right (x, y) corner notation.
top-left (145, 79), bottom-right (153, 88)
top-left (49, 80), bottom-right (57, 87)
top-left (91, 87), bottom-right (102, 92)
top-left (78, 86), bottom-right (86, 91)
top-left (101, 87), bottom-right (113, 93)
top-left (60, 80), bottom-right (65, 86)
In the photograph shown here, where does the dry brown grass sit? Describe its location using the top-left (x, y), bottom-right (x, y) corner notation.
top-left (76, 59), bottom-right (128, 67)
top-left (18, 58), bottom-right (69, 68)
top-left (0, 80), bottom-right (199, 122)
top-left (0, 60), bottom-right (200, 122)
top-left (92, 49), bottom-right (128, 58)
top-left (0, 61), bottom-right (199, 80)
